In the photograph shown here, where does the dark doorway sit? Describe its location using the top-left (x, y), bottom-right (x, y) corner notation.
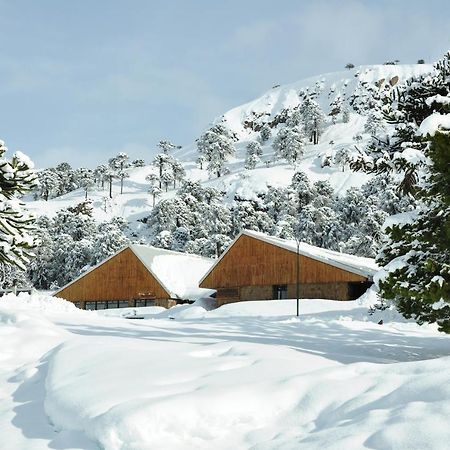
top-left (348, 281), bottom-right (373, 300)
top-left (273, 285), bottom-right (288, 300)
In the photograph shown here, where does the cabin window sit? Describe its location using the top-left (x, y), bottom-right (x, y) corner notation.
top-left (119, 301), bottom-right (129, 308)
top-left (96, 302), bottom-right (107, 310)
top-left (273, 285), bottom-right (288, 300)
top-left (136, 299), bottom-right (156, 307)
top-left (86, 301), bottom-right (96, 310)
top-left (74, 302), bottom-right (81, 309)
top-left (107, 301), bottom-right (119, 309)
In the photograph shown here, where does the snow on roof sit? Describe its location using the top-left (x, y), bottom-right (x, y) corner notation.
top-left (129, 245), bottom-right (215, 300)
top-left (55, 245), bottom-right (215, 301)
top-left (200, 230), bottom-right (379, 284)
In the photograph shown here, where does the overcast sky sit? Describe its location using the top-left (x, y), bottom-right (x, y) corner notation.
top-left (0, 0), bottom-right (449, 168)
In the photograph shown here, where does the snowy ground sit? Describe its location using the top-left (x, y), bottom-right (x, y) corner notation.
top-left (1, 291), bottom-right (450, 450)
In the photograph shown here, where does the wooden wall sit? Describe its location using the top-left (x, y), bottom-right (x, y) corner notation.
top-left (55, 247), bottom-right (171, 302)
top-left (201, 234), bottom-right (367, 289)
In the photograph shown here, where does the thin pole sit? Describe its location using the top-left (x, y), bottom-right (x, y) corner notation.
top-left (296, 239), bottom-right (300, 317)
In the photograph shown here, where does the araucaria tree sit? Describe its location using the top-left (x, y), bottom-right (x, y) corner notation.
top-left (108, 152), bottom-right (130, 194)
top-left (158, 140), bottom-right (180, 154)
top-left (197, 125), bottom-right (235, 177)
top-left (0, 140), bottom-right (37, 268)
top-left (356, 51), bottom-right (450, 194)
top-left (378, 131), bottom-right (450, 332)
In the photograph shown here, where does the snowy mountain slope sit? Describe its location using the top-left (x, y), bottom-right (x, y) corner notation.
top-left (24, 63), bottom-right (433, 229)
top-left (220, 64), bottom-right (434, 139)
top-left (1, 292), bottom-right (450, 449)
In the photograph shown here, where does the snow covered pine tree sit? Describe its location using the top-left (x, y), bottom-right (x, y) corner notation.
top-left (378, 131), bottom-right (450, 332)
top-left (0, 140), bottom-right (37, 268)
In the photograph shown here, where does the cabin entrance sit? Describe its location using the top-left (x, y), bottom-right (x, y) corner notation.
top-left (348, 281), bottom-right (373, 300)
top-left (273, 284), bottom-right (288, 300)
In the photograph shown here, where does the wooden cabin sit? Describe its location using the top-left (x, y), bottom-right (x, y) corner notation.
top-left (54, 245), bottom-right (214, 310)
top-left (200, 230), bottom-right (378, 306)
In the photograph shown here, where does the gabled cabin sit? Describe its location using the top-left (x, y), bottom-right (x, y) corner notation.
top-left (199, 230), bottom-right (378, 306)
top-left (54, 245), bottom-right (214, 310)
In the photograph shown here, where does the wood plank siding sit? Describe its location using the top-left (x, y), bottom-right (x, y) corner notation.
top-left (55, 247), bottom-right (171, 304)
top-left (200, 234), bottom-right (367, 290)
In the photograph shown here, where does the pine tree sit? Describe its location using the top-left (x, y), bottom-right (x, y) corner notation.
top-left (378, 131), bottom-right (450, 332)
top-left (109, 152), bottom-right (130, 194)
top-left (197, 126), bottom-right (235, 177)
top-left (364, 111), bottom-right (385, 136)
top-left (244, 141), bottom-right (262, 170)
top-left (299, 96), bottom-right (326, 144)
top-left (172, 159), bottom-right (186, 188)
top-left (289, 170), bottom-right (315, 210)
top-left (357, 51), bottom-right (450, 193)
top-left (0, 142), bottom-right (37, 268)
top-left (75, 168), bottom-right (95, 200)
top-left (259, 123), bottom-right (272, 142)
top-left (94, 164), bottom-right (109, 188)
top-left (158, 140), bottom-right (180, 154)
top-left (131, 159), bottom-right (145, 167)
top-left (105, 166), bottom-right (118, 199)
top-left (55, 162), bottom-right (75, 196)
top-left (161, 170), bottom-right (174, 192)
top-left (91, 221), bottom-right (130, 265)
top-left (152, 153), bottom-right (172, 188)
top-left (37, 169), bottom-right (59, 201)
top-left (0, 263), bottom-right (28, 289)
top-left (333, 146), bottom-right (352, 171)
top-left (27, 217), bottom-right (54, 288)
top-left (146, 175), bottom-right (162, 206)
top-left (272, 127), bottom-right (305, 164)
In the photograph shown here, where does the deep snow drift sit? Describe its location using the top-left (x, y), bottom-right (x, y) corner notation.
top-left (1, 291), bottom-right (450, 450)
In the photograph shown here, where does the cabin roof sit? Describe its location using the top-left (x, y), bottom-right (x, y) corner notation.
top-left (200, 230), bottom-right (379, 284)
top-left (130, 244), bottom-right (214, 299)
top-left (55, 245), bottom-right (215, 300)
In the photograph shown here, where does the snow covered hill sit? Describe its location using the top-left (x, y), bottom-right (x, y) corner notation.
top-left (24, 63), bottom-right (433, 232)
top-left (1, 291), bottom-right (450, 449)
top-left (219, 64), bottom-right (433, 139)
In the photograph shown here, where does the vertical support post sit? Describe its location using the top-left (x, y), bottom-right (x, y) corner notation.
top-left (296, 239), bottom-right (300, 317)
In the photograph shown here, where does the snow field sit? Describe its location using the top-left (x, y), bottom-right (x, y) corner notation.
top-left (1, 292), bottom-right (450, 449)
